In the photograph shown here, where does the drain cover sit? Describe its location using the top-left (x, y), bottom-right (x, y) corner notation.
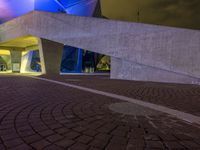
top-left (109, 102), bottom-right (159, 116)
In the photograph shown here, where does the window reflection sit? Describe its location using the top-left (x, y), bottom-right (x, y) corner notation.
top-left (61, 46), bottom-right (110, 73)
top-left (30, 50), bottom-right (41, 72)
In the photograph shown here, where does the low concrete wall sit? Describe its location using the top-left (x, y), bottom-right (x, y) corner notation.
top-left (111, 57), bottom-right (200, 85)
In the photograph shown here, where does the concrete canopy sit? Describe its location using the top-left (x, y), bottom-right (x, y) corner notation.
top-left (0, 36), bottom-right (39, 51)
top-left (0, 11), bottom-right (200, 84)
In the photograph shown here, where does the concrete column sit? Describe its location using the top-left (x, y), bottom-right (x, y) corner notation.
top-left (10, 50), bottom-right (22, 73)
top-left (38, 38), bottom-right (63, 75)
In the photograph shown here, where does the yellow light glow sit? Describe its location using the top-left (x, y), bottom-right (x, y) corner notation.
top-left (22, 51), bottom-right (29, 56)
top-left (0, 50), bottom-right (10, 55)
top-left (0, 36), bottom-right (38, 49)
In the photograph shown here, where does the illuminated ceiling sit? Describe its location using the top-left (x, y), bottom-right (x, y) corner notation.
top-left (0, 50), bottom-right (10, 56)
top-left (0, 36), bottom-right (38, 50)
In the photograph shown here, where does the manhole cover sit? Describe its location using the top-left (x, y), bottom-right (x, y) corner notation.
top-left (109, 102), bottom-right (159, 116)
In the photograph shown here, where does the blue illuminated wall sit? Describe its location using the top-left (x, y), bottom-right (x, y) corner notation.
top-left (58, 0), bottom-right (98, 16)
top-left (61, 46), bottom-right (82, 73)
top-left (0, 0), bottom-right (98, 23)
top-left (34, 0), bottom-right (66, 13)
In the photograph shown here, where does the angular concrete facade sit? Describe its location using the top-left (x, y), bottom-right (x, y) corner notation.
top-left (0, 11), bottom-right (200, 84)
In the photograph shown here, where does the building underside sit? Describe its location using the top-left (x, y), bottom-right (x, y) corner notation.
top-left (0, 11), bottom-right (200, 84)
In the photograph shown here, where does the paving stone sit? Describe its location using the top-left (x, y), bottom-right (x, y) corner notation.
top-left (31, 139), bottom-right (51, 149)
top-left (49, 123), bottom-right (63, 130)
top-left (64, 131), bottom-right (80, 139)
top-left (173, 133), bottom-right (193, 140)
top-left (146, 141), bottom-right (164, 149)
top-left (180, 140), bottom-right (200, 149)
top-left (83, 130), bottom-right (98, 137)
top-left (4, 138), bottom-right (24, 148)
top-left (69, 142), bottom-right (89, 150)
top-left (88, 147), bottom-right (102, 150)
top-left (165, 141), bottom-right (186, 149)
top-left (72, 126), bottom-right (87, 132)
top-left (9, 143), bottom-right (33, 150)
top-left (23, 134), bottom-right (43, 144)
top-left (1, 133), bottom-right (19, 141)
top-left (39, 130), bottom-right (55, 137)
top-left (106, 143), bottom-right (127, 150)
top-left (97, 124), bottom-right (116, 134)
top-left (144, 134), bottom-right (160, 141)
top-left (0, 144), bottom-right (5, 150)
top-left (128, 139), bottom-right (145, 147)
top-left (55, 138), bottom-right (75, 148)
top-left (46, 134), bottom-right (64, 142)
top-left (126, 143), bottom-right (144, 150)
top-left (17, 129), bottom-right (36, 137)
top-left (89, 139), bottom-right (108, 149)
top-left (76, 135), bottom-right (93, 144)
top-left (0, 75), bottom-right (200, 149)
top-left (43, 144), bottom-right (64, 150)
top-left (110, 136), bottom-right (127, 145)
top-left (111, 129), bottom-right (127, 137)
top-left (95, 133), bottom-right (111, 141)
top-left (55, 127), bottom-right (70, 134)
top-left (159, 133), bottom-right (177, 141)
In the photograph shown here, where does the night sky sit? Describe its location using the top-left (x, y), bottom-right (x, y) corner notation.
top-left (0, 0), bottom-right (200, 30)
top-left (101, 0), bottom-right (200, 30)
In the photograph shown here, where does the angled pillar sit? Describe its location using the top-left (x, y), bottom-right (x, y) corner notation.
top-left (10, 50), bottom-right (22, 73)
top-left (38, 38), bottom-right (63, 75)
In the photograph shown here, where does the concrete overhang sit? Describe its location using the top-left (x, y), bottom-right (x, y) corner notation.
top-left (0, 11), bottom-right (200, 80)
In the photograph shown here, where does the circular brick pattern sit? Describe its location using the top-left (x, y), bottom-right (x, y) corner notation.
top-left (0, 75), bottom-right (200, 150)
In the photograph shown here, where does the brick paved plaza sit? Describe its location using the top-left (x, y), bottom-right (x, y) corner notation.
top-left (0, 74), bottom-right (200, 150)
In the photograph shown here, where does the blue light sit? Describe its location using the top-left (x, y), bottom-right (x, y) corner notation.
top-left (34, 0), bottom-right (65, 13)
top-left (0, 0), bottom-right (99, 23)
top-left (7, 0), bottom-right (34, 17)
top-left (60, 0), bottom-right (98, 16)
top-left (0, 0), bottom-right (34, 23)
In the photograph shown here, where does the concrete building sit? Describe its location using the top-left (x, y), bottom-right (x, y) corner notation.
top-left (0, 0), bottom-right (200, 84)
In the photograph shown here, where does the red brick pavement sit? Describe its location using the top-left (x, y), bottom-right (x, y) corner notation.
top-left (0, 75), bottom-right (199, 150)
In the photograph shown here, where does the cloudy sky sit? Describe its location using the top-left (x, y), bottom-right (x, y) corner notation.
top-left (101, 0), bottom-right (200, 30)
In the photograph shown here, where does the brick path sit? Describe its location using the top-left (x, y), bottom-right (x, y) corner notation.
top-left (0, 75), bottom-right (200, 150)
top-left (43, 75), bottom-right (200, 116)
